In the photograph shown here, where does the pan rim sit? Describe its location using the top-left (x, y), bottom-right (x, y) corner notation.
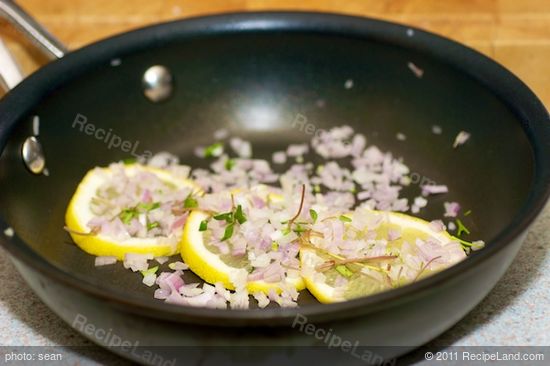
top-left (0, 11), bottom-right (549, 326)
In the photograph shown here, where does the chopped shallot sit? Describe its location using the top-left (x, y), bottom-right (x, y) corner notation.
top-left (421, 184), bottom-right (449, 196)
top-left (80, 121), bottom-right (483, 310)
top-left (444, 202), bottom-right (461, 218)
top-left (453, 131), bottom-right (471, 148)
top-left (95, 256), bottom-right (117, 266)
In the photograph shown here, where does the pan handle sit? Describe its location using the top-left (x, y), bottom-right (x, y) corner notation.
top-left (0, 0), bottom-right (68, 90)
top-left (0, 38), bottom-right (22, 90)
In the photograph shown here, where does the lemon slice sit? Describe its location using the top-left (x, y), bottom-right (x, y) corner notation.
top-left (180, 188), bottom-right (305, 294)
top-left (300, 210), bottom-right (466, 303)
top-left (65, 163), bottom-right (202, 260)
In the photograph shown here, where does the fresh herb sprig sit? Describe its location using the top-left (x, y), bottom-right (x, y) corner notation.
top-left (203, 142), bottom-right (223, 158)
top-left (140, 266), bottom-right (159, 277)
top-left (286, 184), bottom-right (306, 233)
top-left (212, 202), bottom-right (248, 242)
top-left (119, 200), bottom-right (161, 224)
top-left (184, 194), bottom-right (198, 208)
top-left (456, 218), bottom-right (470, 237)
top-left (309, 209), bottom-right (318, 223)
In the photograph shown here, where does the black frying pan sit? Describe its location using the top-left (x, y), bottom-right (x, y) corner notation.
top-left (0, 1), bottom-right (549, 364)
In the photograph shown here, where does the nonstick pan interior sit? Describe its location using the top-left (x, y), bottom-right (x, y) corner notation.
top-left (0, 13), bottom-right (545, 325)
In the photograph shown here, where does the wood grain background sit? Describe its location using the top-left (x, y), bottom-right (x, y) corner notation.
top-left (1, 0), bottom-right (549, 106)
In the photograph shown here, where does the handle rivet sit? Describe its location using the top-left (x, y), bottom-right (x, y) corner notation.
top-left (142, 65), bottom-right (173, 102)
top-left (22, 136), bottom-right (45, 174)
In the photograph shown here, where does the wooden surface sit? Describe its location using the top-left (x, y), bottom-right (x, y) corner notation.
top-left (1, 0), bottom-right (549, 106)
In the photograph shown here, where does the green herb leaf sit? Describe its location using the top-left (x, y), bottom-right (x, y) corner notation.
top-left (225, 158), bottom-right (236, 171)
top-left (221, 223), bottom-right (235, 241)
top-left (184, 196), bottom-right (198, 208)
top-left (213, 212), bottom-right (233, 223)
top-left (147, 221), bottom-right (160, 231)
top-left (119, 208), bottom-right (138, 224)
top-left (138, 202), bottom-right (160, 211)
top-left (204, 142), bottom-right (223, 158)
top-left (456, 219), bottom-right (471, 237)
top-left (309, 209), bottom-right (318, 223)
top-left (122, 157), bottom-right (137, 165)
top-left (335, 265), bottom-right (354, 278)
top-left (282, 227), bottom-right (291, 236)
top-left (234, 204), bottom-right (247, 224)
top-left (140, 265), bottom-right (159, 277)
top-left (293, 223), bottom-right (307, 233)
top-left (199, 220), bottom-right (208, 232)
top-left (271, 242), bottom-right (279, 251)
top-left (464, 210), bottom-right (472, 216)
top-left (453, 236), bottom-right (473, 250)
top-left (339, 215), bottom-right (352, 223)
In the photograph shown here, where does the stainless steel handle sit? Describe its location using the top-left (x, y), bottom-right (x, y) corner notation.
top-left (0, 0), bottom-right (68, 91)
top-left (0, 0), bottom-right (67, 59)
top-left (0, 37), bottom-right (23, 90)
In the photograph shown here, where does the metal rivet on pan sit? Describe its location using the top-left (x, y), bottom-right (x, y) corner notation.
top-left (22, 136), bottom-right (45, 174)
top-left (142, 65), bottom-right (173, 102)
